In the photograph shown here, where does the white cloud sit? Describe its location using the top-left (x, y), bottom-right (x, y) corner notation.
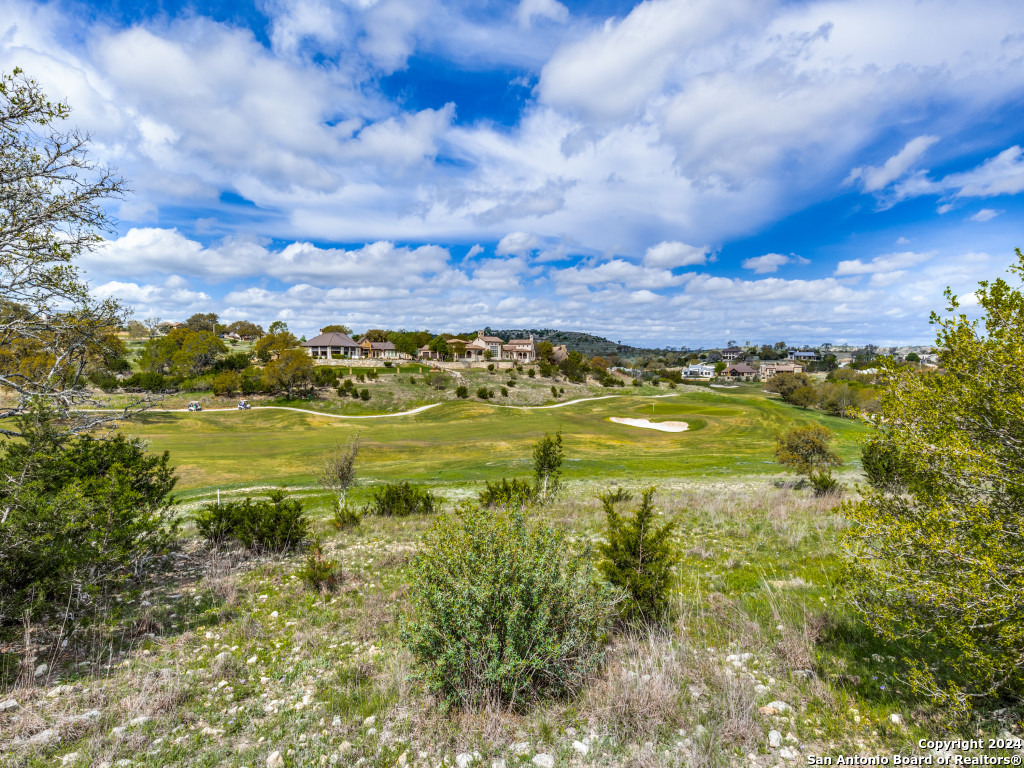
top-left (743, 253), bottom-right (790, 274)
top-left (969, 209), bottom-right (1000, 222)
top-left (643, 241), bottom-right (709, 269)
top-left (516, 0), bottom-right (569, 30)
top-left (496, 232), bottom-right (541, 257)
top-left (834, 251), bottom-right (935, 276)
top-left (845, 135), bottom-right (939, 192)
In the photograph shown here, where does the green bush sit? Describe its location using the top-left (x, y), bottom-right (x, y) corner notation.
top-left (297, 539), bottom-right (343, 593)
top-left (313, 367), bottom-right (338, 387)
top-left (360, 388), bottom-right (370, 401)
top-left (195, 490), bottom-right (309, 552)
top-left (403, 504), bottom-right (617, 710)
top-left (478, 477), bottom-right (537, 510)
top-left (501, 386), bottom-right (509, 397)
top-left (597, 488), bottom-right (676, 624)
top-left (0, 408), bottom-right (179, 624)
top-left (364, 481), bottom-right (440, 517)
top-left (455, 385), bottom-right (468, 398)
top-left (476, 386), bottom-right (491, 399)
top-left (332, 500), bottom-right (361, 530)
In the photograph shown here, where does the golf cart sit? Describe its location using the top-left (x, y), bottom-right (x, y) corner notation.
top-left (237, 399), bottom-right (251, 410)
top-left (187, 401), bottom-right (202, 412)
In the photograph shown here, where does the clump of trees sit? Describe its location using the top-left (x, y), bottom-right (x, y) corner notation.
top-left (195, 490), bottom-right (309, 552)
top-left (765, 370), bottom-right (879, 416)
top-left (844, 250), bottom-right (1024, 717)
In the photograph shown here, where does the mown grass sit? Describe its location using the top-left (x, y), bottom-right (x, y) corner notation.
top-left (126, 388), bottom-right (867, 493)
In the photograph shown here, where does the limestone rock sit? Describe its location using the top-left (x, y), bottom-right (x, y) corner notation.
top-left (532, 754), bottom-right (555, 768)
top-left (768, 730), bottom-right (783, 748)
top-left (267, 750), bottom-right (285, 768)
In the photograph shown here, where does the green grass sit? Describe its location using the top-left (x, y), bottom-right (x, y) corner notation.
top-left (126, 388), bottom-right (867, 493)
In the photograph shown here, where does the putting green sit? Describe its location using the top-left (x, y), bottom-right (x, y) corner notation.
top-left (125, 390), bottom-right (869, 493)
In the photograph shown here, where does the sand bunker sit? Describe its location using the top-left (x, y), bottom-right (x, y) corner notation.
top-left (609, 417), bottom-right (689, 432)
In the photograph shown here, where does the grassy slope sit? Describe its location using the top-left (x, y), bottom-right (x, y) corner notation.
top-left (125, 387), bottom-right (867, 494)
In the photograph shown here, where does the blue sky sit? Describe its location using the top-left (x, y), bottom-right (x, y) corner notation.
top-left (4, 0), bottom-right (1024, 346)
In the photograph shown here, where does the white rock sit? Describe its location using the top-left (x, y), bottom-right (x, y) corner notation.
top-left (889, 713), bottom-right (903, 726)
top-left (786, 733), bottom-right (799, 744)
top-left (491, 761), bottom-right (507, 768)
top-left (754, 684), bottom-right (769, 694)
top-left (511, 742), bottom-right (531, 756)
top-left (0, 699), bottom-right (17, 711)
top-left (247, 655), bottom-right (259, 665)
top-left (270, 611), bottom-right (279, 618)
top-left (532, 755), bottom-right (555, 768)
top-left (780, 746), bottom-right (800, 761)
top-left (363, 715), bottom-right (377, 727)
top-left (397, 751), bottom-right (408, 766)
top-left (47, 684), bottom-right (71, 698)
top-left (267, 751), bottom-right (285, 768)
top-left (768, 730), bottom-right (783, 748)
top-left (572, 740), bottom-right (589, 756)
top-left (766, 701), bottom-right (791, 712)
top-left (456, 753), bottom-right (475, 768)
top-left (34, 663), bottom-right (48, 677)
top-left (29, 728), bottom-right (59, 746)
top-left (130, 716), bottom-right (150, 726)
top-left (60, 753), bottom-right (79, 765)
top-left (214, 651), bottom-right (231, 662)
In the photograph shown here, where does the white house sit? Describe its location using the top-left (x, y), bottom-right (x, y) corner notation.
top-left (683, 363), bottom-right (716, 379)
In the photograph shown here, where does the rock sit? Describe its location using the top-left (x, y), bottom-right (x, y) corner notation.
top-left (532, 755), bottom-right (555, 768)
top-left (491, 761), bottom-right (507, 768)
top-left (456, 753), bottom-right (475, 768)
top-left (338, 741), bottom-right (352, 753)
top-left (214, 651), bottom-right (231, 662)
top-left (397, 751), bottom-right (408, 766)
top-left (47, 684), bottom-right (72, 698)
top-left (247, 655), bottom-right (259, 665)
top-left (129, 716), bottom-right (150, 726)
top-left (60, 753), bottom-right (80, 765)
top-left (754, 684), bottom-right (769, 694)
top-left (34, 663), bottom-right (48, 677)
top-left (780, 746), bottom-right (800, 761)
top-left (786, 732), bottom-right (799, 743)
top-left (363, 715), bottom-right (376, 727)
top-left (0, 699), bottom-right (17, 712)
top-left (766, 700), bottom-right (791, 713)
top-left (267, 751), bottom-right (285, 768)
top-left (792, 669), bottom-right (814, 679)
top-left (511, 742), bottom-right (531, 756)
top-left (572, 740), bottom-right (589, 756)
top-left (29, 728), bottom-right (59, 746)
top-left (112, 726), bottom-right (127, 738)
top-left (890, 714), bottom-right (903, 726)
top-left (768, 730), bottom-right (783, 748)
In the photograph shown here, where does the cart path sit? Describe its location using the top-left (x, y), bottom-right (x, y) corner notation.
top-left (80, 393), bottom-right (685, 419)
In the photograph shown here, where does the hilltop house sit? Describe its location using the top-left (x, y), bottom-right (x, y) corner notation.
top-left (683, 363), bottom-right (716, 379)
top-left (418, 331), bottom-right (537, 363)
top-left (360, 339), bottom-right (405, 360)
top-left (721, 346), bottom-right (743, 361)
top-left (301, 331), bottom-right (363, 359)
top-left (787, 349), bottom-right (819, 362)
top-left (722, 363), bottom-right (756, 381)
top-left (760, 361), bottom-right (804, 379)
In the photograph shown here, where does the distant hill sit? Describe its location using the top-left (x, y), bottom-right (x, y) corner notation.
top-left (480, 328), bottom-right (677, 359)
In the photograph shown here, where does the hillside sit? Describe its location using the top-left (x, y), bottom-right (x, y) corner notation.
top-left (481, 328), bottom-right (676, 359)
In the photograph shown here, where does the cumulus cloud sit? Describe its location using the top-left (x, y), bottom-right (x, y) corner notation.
top-left (496, 232), bottom-right (541, 257)
top-left (741, 253), bottom-right (804, 274)
top-left (643, 241), bottom-right (710, 269)
top-left (834, 251), bottom-right (935, 276)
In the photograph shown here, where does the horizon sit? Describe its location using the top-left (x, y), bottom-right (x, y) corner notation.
top-left (4, 0), bottom-right (1023, 345)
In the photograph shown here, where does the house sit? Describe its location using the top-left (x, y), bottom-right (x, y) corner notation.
top-left (721, 347), bottom-right (743, 361)
top-left (360, 339), bottom-right (404, 359)
top-left (760, 361), bottom-right (804, 379)
top-left (722, 363), bottom-right (756, 381)
top-left (787, 349), bottom-right (819, 362)
top-left (503, 336), bottom-right (536, 362)
top-left (682, 363), bottom-right (716, 379)
top-left (301, 331), bottom-right (362, 359)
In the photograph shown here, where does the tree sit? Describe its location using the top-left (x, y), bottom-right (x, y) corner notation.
top-left (0, 404), bottom-right (178, 624)
top-left (126, 320), bottom-right (148, 339)
top-left (905, 351), bottom-right (920, 362)
top-left (788, 384), bottom-right (817, 409)
top-left (559, 350), bottom-right (589, 383)
top-left (315, 436), bottom-right (360, 509)
top-left (212, 370), bottom-right (241, 396)
top-left (226, 320), bottom-right (264, 340)
top-left (362, 328), bottom-right (389, 343)
top-left (320, 324), bottom-right (353, 335)
top-left (597, 488), bottom-right (676, 623)
top-left (713, 361), bottom-right (727, 375)
top-left (263, 348), bottom-right (314, 398)
top-left (0, 69), bottom-right (139, 438)
top-left (254, 330), bottom-right (299, 362)
top-left (533, 431), bottom-right (563, 501)
top-left (141, 328), bottom-right (227, 376)
top-left (774, 423), bottom-right (841, 494)
top-left (536, 340), bottom-right (555, 363)
top-left (764, 371), bottom-right (812, 402)
top-left (428, 334), bottom-right (450, 360)
top-left (184, 312), bottom-right (218, 333)
top-left (267, 320), bottom-right (289, 334)
top-left (844, 250), bottom-right (1024, 714)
